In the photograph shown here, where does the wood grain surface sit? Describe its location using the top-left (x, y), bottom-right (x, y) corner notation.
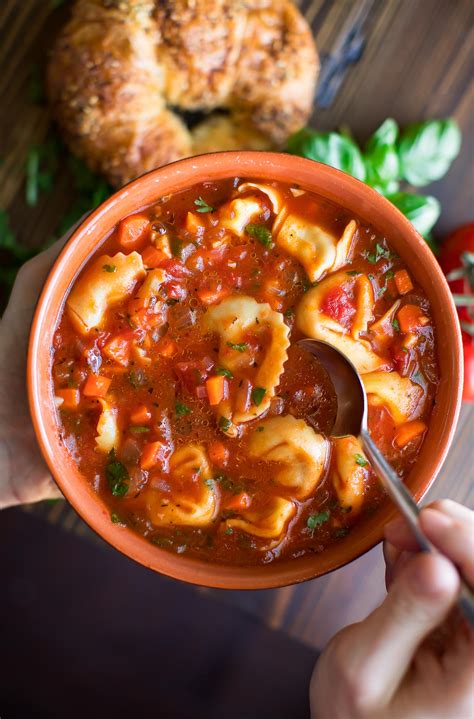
top-left (3, 0), bottom-right (473, 651)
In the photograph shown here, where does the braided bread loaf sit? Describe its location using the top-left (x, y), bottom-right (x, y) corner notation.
top-left (47, 0), bottom-right (319, 186)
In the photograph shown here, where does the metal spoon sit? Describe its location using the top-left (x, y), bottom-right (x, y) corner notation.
top-left (298, 337), bottom-right (474, 626)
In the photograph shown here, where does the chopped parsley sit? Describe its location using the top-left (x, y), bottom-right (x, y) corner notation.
top-left (284, 308), bottom-right (295, 319)
top-left (110, 512), bottom-right (125, 524)
top-left (333, 527), bottom-right (349, 539)
top-left (385, 270), bottom-right (395, 279)
top-left (225, 526), bottom-right (234, 535)
top-left (251, 387), bottom-right (266, 407)
top-left (307, 510), bottom-right (330, 529)
top-left (194, 196), bottom-right (214, 213)
top-left (365, 242), bottom-right (391, 264)
top-left (355, 453), bottom-right (368, 467)
top-left (218, 416), bottom-right (232, 431)
top-left (226, 341), bottom-right (247, 353)
top-left (392, 318), bottom-right (400, 332)
top-left (102, 264), bottom-right (117, 273)
top-left (346, 270), bottom-right (360, 276)
top-left (130, 425), bottom-right (150, 434)
top-left (215, 367), bottom-right (234, 379)
top-left (245, 223), bottom-right (273, 248)
top-left (175, 401), bottom-right (192, 417)
top-left (106, 451), bottom-right (129, 497)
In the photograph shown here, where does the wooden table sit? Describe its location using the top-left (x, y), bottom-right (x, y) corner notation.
top-left (2, 0), bottom-right (473, 651)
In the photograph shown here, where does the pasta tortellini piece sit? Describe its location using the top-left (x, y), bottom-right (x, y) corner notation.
top-left (362, 371), bottom-right (423, 425)
top-left (204, 296), bottom-right (290, 432)
top-left (248, 416), bottom-right (329, 499)
top-left (331, 436), bottom-right (370, 511)
top-left (296, 271), bottom-right (386, 374)
top-left (219, 196), bottom-right (264, 236)
top-left (95, 399), bottom-right (119, 453)
top-left (237, 182), bottom-right (285, 214)
top-left (133, 268), bottom-right (166, 307)
top-left (147, 445), bottom-right (218, 527)
top-left (225, 496), bottom-right (296, 540)
top-left (275, 216), bottom-right (356, 283)
top-left (67, 252), bottom-right (145, 334)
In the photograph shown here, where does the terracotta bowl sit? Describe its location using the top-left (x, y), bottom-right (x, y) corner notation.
top-left (28, 152), bottom-right (463, 589)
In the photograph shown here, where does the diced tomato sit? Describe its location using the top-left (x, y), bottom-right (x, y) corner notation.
top-left (156, 336), bottom-right (178, 357)
top-left (130, 405), bottom-right (152, 424)
top-left (226, 493), bottom-right (252, 511)
top-left (174, 359), bottom-right (212, 392)
top-left (397, 304), bottom-right (429, 334)
top-left (196, 283), bottom-right (231, 305)
top-left (395, 420), bottom-right (427, 448)
top-left (159, 258), bottom-right (190, 278)
top-left (117, 214), bottom-right (150, 251)
top-left (205, 375), bottom-right (227, 405)
top-left (82, 374), bottom-right (111, 397)
top-left (140, 441), bottom-right (166, 470)
top-left (56, 388), bottom-right (80, 410)
top-left (208, 441), bottom-right (229, 467)
top-left (394, 269), bottom-right (414, 295)
top-left (103, 335), bottom-right (131, 367)
top-left (141, 245), bottom-right (167, 269)
top-left (321, 285), bottom-right (356, 329)
top-left (391, 347), bottom-right (411, 375)
top-left (166, 281), bottom-right (187, 301)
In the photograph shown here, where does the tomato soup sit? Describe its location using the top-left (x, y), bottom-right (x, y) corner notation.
top-left (51, 179), bottom-right (439, 565)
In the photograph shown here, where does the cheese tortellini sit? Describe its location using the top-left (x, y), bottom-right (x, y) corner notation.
top-left (67, 252), bottom-right (145, 334)
top-left (237, 182), bottom-right (285, 215)
top-left (248, 416), bottom-right (329, 499)
top-left (147, 445), bottom-right (218, 527)
top-left (204, 296), bottom-right (290, 433)
top-left (362, 371), bottom-right (424, 425)
top-left (296, 271), bottom-right (386, 374)
top-left (225, 496), bottom-right (296, 540)
top-left (219, 196), bottom-right (264, 236)
top-left (331, 436), bottom-right (369, 511)
top-left (276, 216), bottom-right (356, 283)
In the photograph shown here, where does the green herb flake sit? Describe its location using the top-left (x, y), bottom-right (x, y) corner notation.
top-left (130, 425), bottom-right (150, 434)
top-left (226, 341), bottom-right (247, 353)
top-left (175, 401), bottom-right (192, 417)
top-left (392, 318), bottom-right (400, 332)
top-left (307, 511), bottom-right (330, 529)
top-left (110, 512), bottom-right (125, 525)
top-left (251, 387), bottom-right (266, 407)
top-left (355, 454), bottom-right (369, 467)
top-left (225, 527), bottom-right (234, 535)
top-left (194, 196), bottom-right (214, 213)
top-left (245, 223), bottom-right (273, 248)
top-left (256, 426), bottom-right (265, 432)
top-left (346, 270), bottom-right (360, 276)
top-left (106, 452), bottom-right (129, 497)
top-left (102, 264), bottom-right (116, 273)
top-left (218, 416), bottom-right (232, 432)
top-left (385, 270), bottom-right (395, 280)
top-left (215, 367), bottom-right (233, 379)
top-left (333, 527), bottom-right (349, 539)
top-left (284, 308), bottom-right (295, 319)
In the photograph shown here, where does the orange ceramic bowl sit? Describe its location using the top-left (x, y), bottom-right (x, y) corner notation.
top-left (28, 152), bottom-right (463, 589)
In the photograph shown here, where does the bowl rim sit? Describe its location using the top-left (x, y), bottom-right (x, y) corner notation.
top-left (27, 151), bottom-right (463, 590)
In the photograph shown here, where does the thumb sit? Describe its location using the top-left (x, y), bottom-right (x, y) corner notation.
top-left (346, 552), bottom-right (459, 705)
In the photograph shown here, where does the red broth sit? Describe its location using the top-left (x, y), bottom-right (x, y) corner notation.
top-left (52, 179), bottom-right (439, 565)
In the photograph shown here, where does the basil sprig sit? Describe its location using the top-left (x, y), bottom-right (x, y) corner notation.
top-left (287, 117), bottom-right (461, 240)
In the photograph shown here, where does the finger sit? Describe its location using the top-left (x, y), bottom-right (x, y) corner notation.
top-left (340, 553), bottom-right (459, 704)
top-left (384, 499), bottom-right (474, 551)
top-left (429, 498), bottom-right (474, 524)
top-left (383, 542), bottom-right (413, 588)
top-left (420, 508), bottom-right (474, 586)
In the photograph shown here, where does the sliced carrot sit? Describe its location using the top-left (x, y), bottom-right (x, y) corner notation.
top-left (156, 336), bottom-right (178, 357)
top-left (103, 336), bottom-right (131, 367)
top-left (196, 285), bottom-right (230, 306)
top-left (56, 388), bottom-right (80, 410)
top-left (395, 420), bottom-right (427, 448)
top-left (82, 374), bottom-right (111, 398)
top-left (394, 269), bottom-right (414, 296)
top-left (226, 492), bottom-right (252, 511)
top-left (205, 375), bottom-right (227, 405)
top-left (140, 441), bottom-right (165, 470)
top-left (208, 440), bottom-right (229, 467)
top-left (397, 304), bottom-right (429, 334)
top-left (185, 211), bottom-right (205, 235)
top-left (130, 404), bottom-right (152, 424)
top-left (141, 245), bottom-right (167, 269)
top-left (117, 214), bottom-right (150, 251)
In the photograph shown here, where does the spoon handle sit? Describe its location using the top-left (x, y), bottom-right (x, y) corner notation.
top-left (360, 428), bottom-right (474, 628)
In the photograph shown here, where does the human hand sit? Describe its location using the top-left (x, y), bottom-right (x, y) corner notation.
top-left (0, 226), bottom-right (79, 508)
top-left (310, 499), bottom-right (474, 719)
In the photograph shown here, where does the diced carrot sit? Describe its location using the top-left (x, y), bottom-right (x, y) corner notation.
top-left (397, 304), bottom-right (429, 334)
top-left (140, 441), bottom-right (166, 470)
top-left (197, 285), bottom-right (230, 306)
top-left (395, 420), bottom-right (427, 448)
top-left (56, 388), bottom-right (80, 410)
top-left (394, 269), bottom-right (414, 296)
top-left (130, 404), bottom-right (152, 424)
top-left (208, 440), bottom-right (229, 467)
top-left (185, 212), bottom-right (205, 235)
top-left (117, 214), bottom-right (150, 251)
top-left (141, 245), bottom-right (167, 269)
top-left (226, 492), bottom-right (252, 511)
top-left (103, 336), bottom-right (131, 367)
top-left (156, 336), bottom-right (178, 357)
top-left (82, 374), bottom-right (111, 398)
top-left (205, 375), bottom-right (227, 405)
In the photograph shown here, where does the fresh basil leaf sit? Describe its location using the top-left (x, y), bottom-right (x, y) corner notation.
top-left (218, 416), bottom-right (232, 431)
top-left (106, 454), bottom-right (129, 497)
top-left (398, 119), bottom-right (461, 187)
top-left (364, 119), bottom-right (400, 194)
top-left (251, 387), bottom-right (266, 407)
top-left (215, 367), bottom-right (233, 379)
top-left (387, 192), bottom-right (441, 237)
top-left (245, 223), bottom-right (273, 248)
top-left (365, 118), bottom-right (399, 149)
top-left (307, 510), bottom-right (330, 529)
top-left (287, 128), bottom-right (366, 182)
top-left (355, 453), bottom-right (368, 467)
